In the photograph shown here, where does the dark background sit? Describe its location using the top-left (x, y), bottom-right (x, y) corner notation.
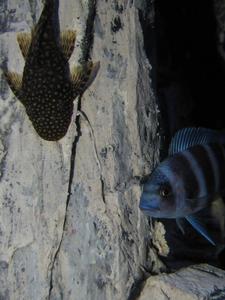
top-left (140, 0), bottom-right (225, 270)
top-left (155, 0), bottom-right (225, 154)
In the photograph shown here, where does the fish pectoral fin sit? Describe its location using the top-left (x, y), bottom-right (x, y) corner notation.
top-left (17, 32), bottom-right (31, 59)
top-left (186, 194), bottom-right (210, 212)
top-left (176, 218), bottom-right (185, 234)
top-left (185, 215), bottom-right (216, 246)
top-left (71, 61), bottom-right (100, 95)
top-left (60, 30), bottom-right (76, 60)
top-left (4, 71), bottom-right (23, 99)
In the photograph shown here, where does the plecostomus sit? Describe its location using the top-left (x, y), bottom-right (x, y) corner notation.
top-left (4, 0), bottom-right (99, 141)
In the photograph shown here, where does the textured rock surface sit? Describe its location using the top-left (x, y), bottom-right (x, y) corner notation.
top-left (0, 1), bottom-right (161, 299)
top-left (138, 264), bottom-right (225, 300)
top-left (2, 1), bottom-right (225, 299)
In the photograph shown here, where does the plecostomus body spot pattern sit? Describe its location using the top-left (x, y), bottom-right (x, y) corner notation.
top-left (3, 0), bottom-right (99, 141)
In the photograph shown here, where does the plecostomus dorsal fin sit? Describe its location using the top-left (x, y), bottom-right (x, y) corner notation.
top-left (3, 0), bottom-right (100, 141)
top-left (60, 30), bottom-right (76, 61)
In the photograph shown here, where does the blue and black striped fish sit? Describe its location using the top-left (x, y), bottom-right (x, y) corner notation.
top-left (4, 0), bottom-right (99, 141)
top-left (139, 127), bottom-right (225, 245)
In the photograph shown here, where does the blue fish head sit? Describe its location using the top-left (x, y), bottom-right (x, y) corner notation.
top-left (139, 166), bottom-right (177, 218)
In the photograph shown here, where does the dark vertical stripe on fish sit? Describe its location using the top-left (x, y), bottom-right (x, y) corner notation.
top-left (187, 145), bottom-right (216, 196)
top-left (158, 164), bottom-right (181, 201)
top-left (202, 144), bottom-right (220, 193)
top-left (216, 144), bottom-right (225, 194)
top-left (181, 148), bottom-right (207, 198)
top-left (165, 152), bottom-right (200, 199)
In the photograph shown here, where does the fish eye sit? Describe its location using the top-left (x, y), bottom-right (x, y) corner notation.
top-left (159, 186), bottom-right (172, 198)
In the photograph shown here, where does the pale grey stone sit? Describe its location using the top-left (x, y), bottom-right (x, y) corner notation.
top-left (138, 264), bottom-right (225, 300)
top-left (0, 1), bottom-right (159, 299)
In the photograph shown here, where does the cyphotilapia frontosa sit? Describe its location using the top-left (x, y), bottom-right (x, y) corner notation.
top-left (4, 0), bottom-right (100, 141)
top-left (139, 127), bottom-right (225, 245)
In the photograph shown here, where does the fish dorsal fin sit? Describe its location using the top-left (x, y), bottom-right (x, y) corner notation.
top-left (185, 215), bottom-right (216, 246)
top-left (169, 127), bottom-right (219, 155)
top-left (4, 71), bottom-right (23, 100)
top-left (17, 32), bottom-right (31, 59)
top-left (71, 61), bottom-right (100, 95)
top-left (60, 30), bottom-right (76, 61)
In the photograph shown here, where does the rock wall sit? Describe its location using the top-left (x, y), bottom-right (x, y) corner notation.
top-left (3, 1), bottom-right (225, 299)
top-left (0, 1), bottom-right (160, 299)
top-left (138, 264), bottom-right (225, 300)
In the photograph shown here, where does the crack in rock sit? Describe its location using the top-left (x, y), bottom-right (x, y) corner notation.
top-left (48, 1), bottom-right (97, 297)
top-left (79, 110), bottom-right (106, 203)
top-left (48, 96), bottom-right (82, 299)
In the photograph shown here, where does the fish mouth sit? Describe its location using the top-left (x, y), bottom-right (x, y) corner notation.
top-left (139, 206), bottom-right (161, 218)
top-left (139, 194), bottom-right (160, 212)
top-left (139, 203), bottom-right (160, 212)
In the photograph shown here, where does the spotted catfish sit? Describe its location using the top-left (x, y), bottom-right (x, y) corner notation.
top-left (4, 0), bottom-right (99, 141)
top-left (139, 127), bottom-right (225, 245)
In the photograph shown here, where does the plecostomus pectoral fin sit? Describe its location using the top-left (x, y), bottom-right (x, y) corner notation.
top-left (4, 71), bottom-right (23, 100)
top-left (17, 32), bottom-right (31, 59)
top-left (60, 30), bottom-right (76, 61)
top-left (71, 61), bottom-right (100, 95)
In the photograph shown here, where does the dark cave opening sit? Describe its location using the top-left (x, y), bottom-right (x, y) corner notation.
top-left (140, 0), bottom-right (225, 270)
top-left (155, 0), bottom-right (225, 140)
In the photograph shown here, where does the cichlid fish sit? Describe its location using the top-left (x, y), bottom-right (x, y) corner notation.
top-left (140, 127), bottom-right (225, 245)
top-left (3, 0), bottom-right (99, 141)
